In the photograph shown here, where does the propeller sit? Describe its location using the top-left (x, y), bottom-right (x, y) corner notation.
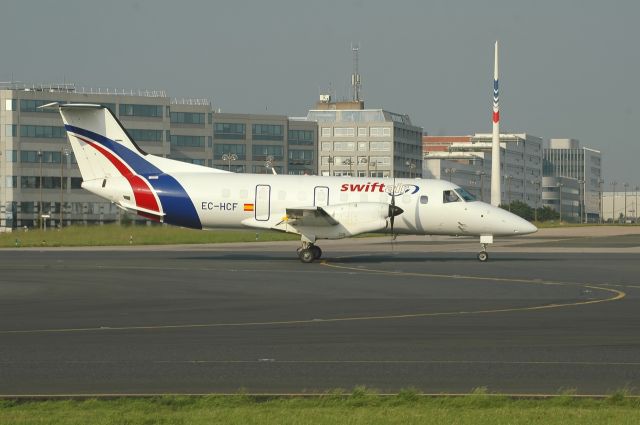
top-left (388, 177), bottom-right (404, 238)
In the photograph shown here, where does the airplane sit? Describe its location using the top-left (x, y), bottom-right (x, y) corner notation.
top-left (45, 103), bottom-right (537, 263)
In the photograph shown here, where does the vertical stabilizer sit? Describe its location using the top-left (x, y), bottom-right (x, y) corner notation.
top-left (491, 41), bottom-right (501, 206)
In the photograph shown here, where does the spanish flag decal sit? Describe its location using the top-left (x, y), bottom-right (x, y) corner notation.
top-left (243, 203), bottom-right (254, 212)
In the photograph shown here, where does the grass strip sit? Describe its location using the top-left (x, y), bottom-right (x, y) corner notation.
top-left (0, 224), bottom-right (299, 248)
top-left (1, 388), bottom-right (639, 425)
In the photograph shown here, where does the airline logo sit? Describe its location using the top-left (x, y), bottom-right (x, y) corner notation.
top-left (340, 182), bottom-right (419, 195)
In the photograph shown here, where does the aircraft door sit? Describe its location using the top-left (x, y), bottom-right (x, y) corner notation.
top-left (255, 184), bottom-right (271, 221)
top-left (314, 186), bottom-right (329, 207)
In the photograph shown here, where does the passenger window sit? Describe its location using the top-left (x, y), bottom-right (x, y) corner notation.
top-left (420, 195), bottom-right (429, 204)
top-left (443, 190), bottom-right (460, 203)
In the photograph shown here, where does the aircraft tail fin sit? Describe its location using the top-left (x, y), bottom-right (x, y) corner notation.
top-left (51, 103), bottom-right (156, 181)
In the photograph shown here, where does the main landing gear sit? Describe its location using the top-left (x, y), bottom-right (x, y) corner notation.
top-left (297, 242), bottom-right (322, 263)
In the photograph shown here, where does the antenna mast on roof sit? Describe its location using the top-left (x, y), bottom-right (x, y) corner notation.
top-left (351, 42), bottom-right (361, 101)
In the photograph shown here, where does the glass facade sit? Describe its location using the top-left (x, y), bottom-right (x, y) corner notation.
top-left (214, 123), bottom-right (246, 140)
top-left (119, 104), bottom-right (163, 117)
top-left (252, 145), bottom-right (283, 160)
top-left (170, 135), bottom-right (204, 147)
top-left (20, 99), bottom-right (62, 113)
top-left (128, 129), bottom-right (163, 142)
top-left (170, 112), bottom-right (205, 124)
top-left (288, 129), bottom-right (314, 145)
top-left (214, 143), bottom-right (246, 160)
top-left (252, 124), bottom-right (283, 141)
top-left (20, 125), bottom-right (66, 138)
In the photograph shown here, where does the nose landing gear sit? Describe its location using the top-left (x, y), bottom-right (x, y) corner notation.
top-left (478, 235), bottom-right (493, 262)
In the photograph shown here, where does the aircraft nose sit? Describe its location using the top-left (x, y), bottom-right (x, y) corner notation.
top-left (517, 219), bottom-right (538, 235)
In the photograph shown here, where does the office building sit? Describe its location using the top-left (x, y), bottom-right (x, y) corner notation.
top-left (0, 82), bottom-right (317, 231)
top-left (543, 138), bottom-right (602, 222)
top-left (307, 98), bottom-right (422, 178)
top-left (423, 134), bottom-right (543, 208)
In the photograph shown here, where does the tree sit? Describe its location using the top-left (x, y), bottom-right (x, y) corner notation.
top-left (500, 201), bottom-right (534, 221)
top-left (537, 206), bottom-right (559, 222)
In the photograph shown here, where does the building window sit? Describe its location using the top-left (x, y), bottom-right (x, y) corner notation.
top-left (5, 124), bottom-right (17, 137)
top-left (6, 150), bottom-right (18, 163)
top-left (358, 127), bottom-right (367, 137)
top-left (170, 135), bottom-right (205, 147)
top-left (321, 127), bottom-right (332, 137)
top-left (370, 142), bottom-right (391, 151)
top-left (288, 129), bottom-right (314, 145)
top-left (288, 149), bottom-right (314, 164)
top-left (5, 99), bottom-right (17, 111)
top-left (128, 129), bottom-right (163, 142)
top-left (252, 124), bottom-right (283, 141)
top-left (119, 104), bottom-right (163, 117)
top-left (334, 142), bottom-right (355, 151)
top-left (20, 150), bottom-right (62, 163)
top-left (214, 143), bottom-right (246, 160)
top-left (6, 176), bottom-right (17, 188)
top-left (71, 178), bottom-right (83, 189)
top-left (358, 142), bottom-right (368, 151)
top-left (214, 123), bottom-right (246, 140)
top-left (252, 145), bottom-right (283, 160)
top-left (19, 99), bottom-right (62, 113)
top-left (170, 112), bottom-right (205, 124)
top-left (321, 142), bottom-right (332, 151)
top-left (334, 127), bottom-right (355, 137)
top-left (20, 125), bottom-right (66, 139)
top-left (370, 127), bottom-right (391, 137)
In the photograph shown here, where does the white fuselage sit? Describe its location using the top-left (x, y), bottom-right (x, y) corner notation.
top-left (89, 171), bottom-right (535, 239)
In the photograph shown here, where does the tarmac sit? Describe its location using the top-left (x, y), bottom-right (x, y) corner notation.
top-left (0, 226), bottom-right (639, 396)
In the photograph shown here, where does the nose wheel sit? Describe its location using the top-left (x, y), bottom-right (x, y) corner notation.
top-left (477, 250), bottom-right (489, 262)
top-left (477, 237), bottom-right (492, 262)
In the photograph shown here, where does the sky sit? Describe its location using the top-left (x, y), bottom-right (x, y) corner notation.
top-left (1, 0), bottom-right (639, 185)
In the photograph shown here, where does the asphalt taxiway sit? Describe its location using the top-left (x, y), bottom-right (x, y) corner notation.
top-left (0, 229), bottom-right (639, 396)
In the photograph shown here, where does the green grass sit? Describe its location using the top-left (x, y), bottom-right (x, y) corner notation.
top-left (1, 389), bottom-right (640, 425)
top-left (0, 224), bottom-right (299, 248)
top-left (532, 222), bottom-right (639, 228)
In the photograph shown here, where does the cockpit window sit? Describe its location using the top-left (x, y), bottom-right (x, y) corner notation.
top-left (455, 188), bottom-right (476, 202)
top-left (443, 190), bottom-right (460, 203)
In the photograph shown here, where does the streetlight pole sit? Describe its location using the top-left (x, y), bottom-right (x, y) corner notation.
top-left (557, 182), bottom-right (564, 222)
top-left (504, 176), bottom-right (513, 212)
top-left (328, 156), bottom-right (334, 177)
top-left (611, 181), bottom-right (617, 223)
top-left (624, 183), bottom-right (629, 223)
top-left (359, 157), bottom-right (368, 177)
top-left (634, 186), bottom-right (640, 224)
top-left (476, 171), bottom-right (486, 202)
top-left (598, 179), bottom-right (604, 224)
top-left (577, 179), bottom-right (584, 224)
top-left (222, 153), bottom-right (238, 171)
top-left (60, 148), bottom-right (69, 228)
top-left (38, 150), bottom-right (43, 230)
top-left (444, 167), bottom-right (456, 182)
top-left (405, 160), bottom-right (416, 179)
top-left (265, 155), bottom-right (274, 174)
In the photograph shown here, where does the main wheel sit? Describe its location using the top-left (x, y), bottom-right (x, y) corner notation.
top-left (477, 251), bottom-right (489, 262)
top-left (311, 245), bottom-right (322, 260)
top-left (299, 248), bottom-right (315, 263)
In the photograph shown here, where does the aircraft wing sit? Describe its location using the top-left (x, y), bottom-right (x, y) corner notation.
top-left (242, 202), bottom-right (392, 238)
top-left (284, 206), bottom-right (339, 227)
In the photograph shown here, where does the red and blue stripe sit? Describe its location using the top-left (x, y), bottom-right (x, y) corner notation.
top-left (65, 125), bottom-right (202, 229)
